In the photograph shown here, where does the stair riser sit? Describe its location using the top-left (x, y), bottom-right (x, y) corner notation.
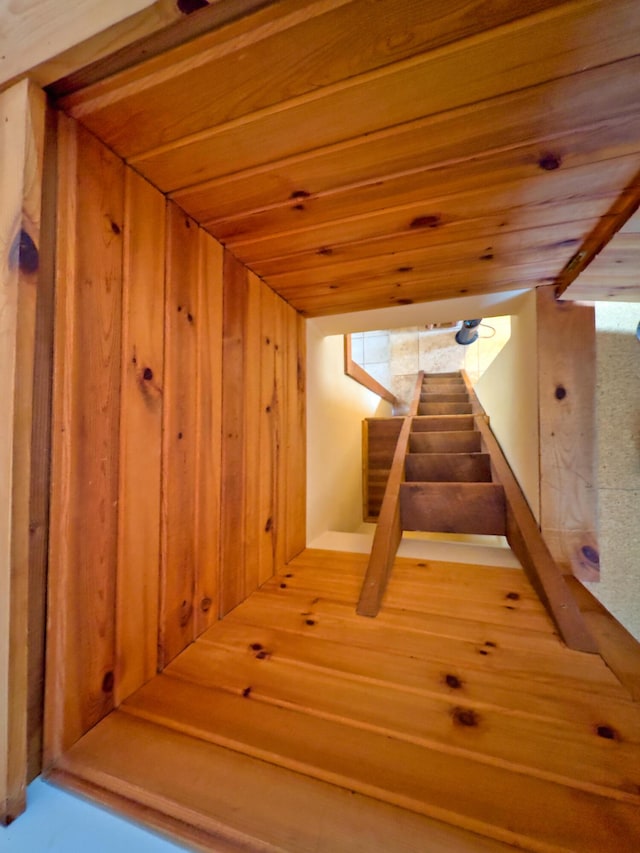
top-left (405, 453), bottom-right (492, 483)
top-left (409, 432), bottom-right (481, 453)
top-left (419, 394), bottom-right (469, 403)
top-left (400, 482), bottom-right (506, 535)
top-left (418, 403), bottom-right (472, 415)
top-left (419, 385), bottom-right (467, 395)
top-left (411, 416), bottom-right (475, 432)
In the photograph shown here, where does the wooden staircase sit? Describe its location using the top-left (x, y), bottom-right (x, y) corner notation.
top-left (357, 370), bottom-right (599, 656)
top-left (402, 372), bottom-right (506, 536)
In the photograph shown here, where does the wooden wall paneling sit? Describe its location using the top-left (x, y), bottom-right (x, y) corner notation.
top-left (273, 294), bottom-right (288, 572)
top-left (209, 157), bottom-right (636, 250)
top-left (174, 57), bottom-right (640, 226)
top-left (275, 261), bottom-right (561, 318)
top-left (220, 251), bottom-right (249, 616)
top-left (285, 308), bottom-right (306, 562)
top-left (158, 204), bottom-right (198, 667)
top-left (27, 100), bottom-right (58, 784)
top-left (128, 2), bottom-right (640, 192)
top-left (219, 199), bottom-right (621, 278)
top-left (536, 285), bottom-right (599, 581)
top-left (257, 283), bottom-right (278, 585)
top-left (60, 0), bottom-right (569, 156)
top-left (45, 115), bottom-right (125, 763)
top-left (242, 272), bottom-right (264, 596)
top-left (0, 80), bottom-right (46, 823)
top-left (194, 231), bottom-right (224, 637)
top-left (252, 217), bottom-right (614, 290)
top-left (115, 170), bottom-right (165, 704)
top-left (222, 157), bottom-right (635, 270)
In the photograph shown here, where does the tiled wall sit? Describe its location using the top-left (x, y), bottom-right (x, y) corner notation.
top-left (352, 319), bottom-right (511, 413)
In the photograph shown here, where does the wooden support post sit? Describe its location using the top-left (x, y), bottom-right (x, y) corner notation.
top-left (536, 285), bottom-right (599, 581)
top-left (357, 372), bottom-right (423, 617)
top-left (0, 81), bottom-right (47, 824)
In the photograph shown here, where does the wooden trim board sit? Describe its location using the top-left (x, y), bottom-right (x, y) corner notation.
top-left (0, 80), bottom-right (47, 824)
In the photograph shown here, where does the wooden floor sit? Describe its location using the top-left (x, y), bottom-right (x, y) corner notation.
top-left (53, 549), bottom-right (640, 852)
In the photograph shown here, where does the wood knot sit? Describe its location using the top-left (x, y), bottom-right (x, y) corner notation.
top-left (255, 649), bottom-right (271, 660)
top-left (444, 674), bottom-right (463, 689)
top-left (249, 643), bottom-right (263, 651)
top-left (451, 707), bottom-right (480, 727)
top-left (581, 545), bottom-right (600, 566)
top-left (200, 597), bottom-right (212, 612)
top-left (538, 153), bottom-right (562, 171)
top-left (555, 385), bottom-right (567, 400)
top-left (596, 724), bottom-right (619, 741)
top-left (242, 686), bottom-right (252, 698)
top-left (410, 215), bottom-right (441, 229)
top-left (179, 599), bottom-right (193, 627)
top-left (505, 592), bottom-right (520, 601)
top-left (142, 367), bottom-right (153, 381)
top-left (177, 0), bottom-right (209, 15)
top-left (9, 228), bottom-right (39, 274)
top-left (305, 619), bottom-right (316, 626)
top-left (101, 671), bottom-right (115, 693)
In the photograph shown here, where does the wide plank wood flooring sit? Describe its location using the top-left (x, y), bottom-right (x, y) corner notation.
top-left (55, 549), bottom-right (640, 852)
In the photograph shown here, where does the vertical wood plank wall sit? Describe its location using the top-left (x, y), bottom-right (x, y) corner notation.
top-left (45, 116), bottom-right (306, 762)
top-left (219, 263), bottom-right (306, 617)
top-left (115, 170), bottom-right (165, 702)
top-left (46, 116), bottom-right (125, 761)
top-left (0, 80), bottom-right (46, 824)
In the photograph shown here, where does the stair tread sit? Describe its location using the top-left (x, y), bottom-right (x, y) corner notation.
top-left (405, 452), bottom-right (492, 483)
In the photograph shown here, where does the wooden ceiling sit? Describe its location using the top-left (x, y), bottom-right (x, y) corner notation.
top-left (55, 0), bottom-right (640, 316)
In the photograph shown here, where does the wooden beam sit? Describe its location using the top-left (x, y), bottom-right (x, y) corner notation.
top-left (556, 166), bottom-right (640, 297)
top-left (356, 372), bottom-right (423, 617)
top-left (536, 285), bottom-right (598, 581)
top-left (0, 80), bottom-right (47, 824)
top-left (564, 577), bottom-right (640, 701)
top-left (0, 0), bottom-right (160, 89)
top-left (474, 416), bottom-right (598, 653)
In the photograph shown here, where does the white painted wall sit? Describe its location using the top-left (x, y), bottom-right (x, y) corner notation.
top-left (306, 321), bottom-right (392, 543)
top-left (474, 291), bottom-right (540, 521)
top-left (586, 302), bottom-right (640, 639)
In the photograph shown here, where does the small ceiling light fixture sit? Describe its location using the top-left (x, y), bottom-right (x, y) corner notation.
top-left (455, 319), bottom-right (482, 346)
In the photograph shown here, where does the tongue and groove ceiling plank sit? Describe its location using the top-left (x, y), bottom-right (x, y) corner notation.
top-left (57, 0), bottom-right (640, 315)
